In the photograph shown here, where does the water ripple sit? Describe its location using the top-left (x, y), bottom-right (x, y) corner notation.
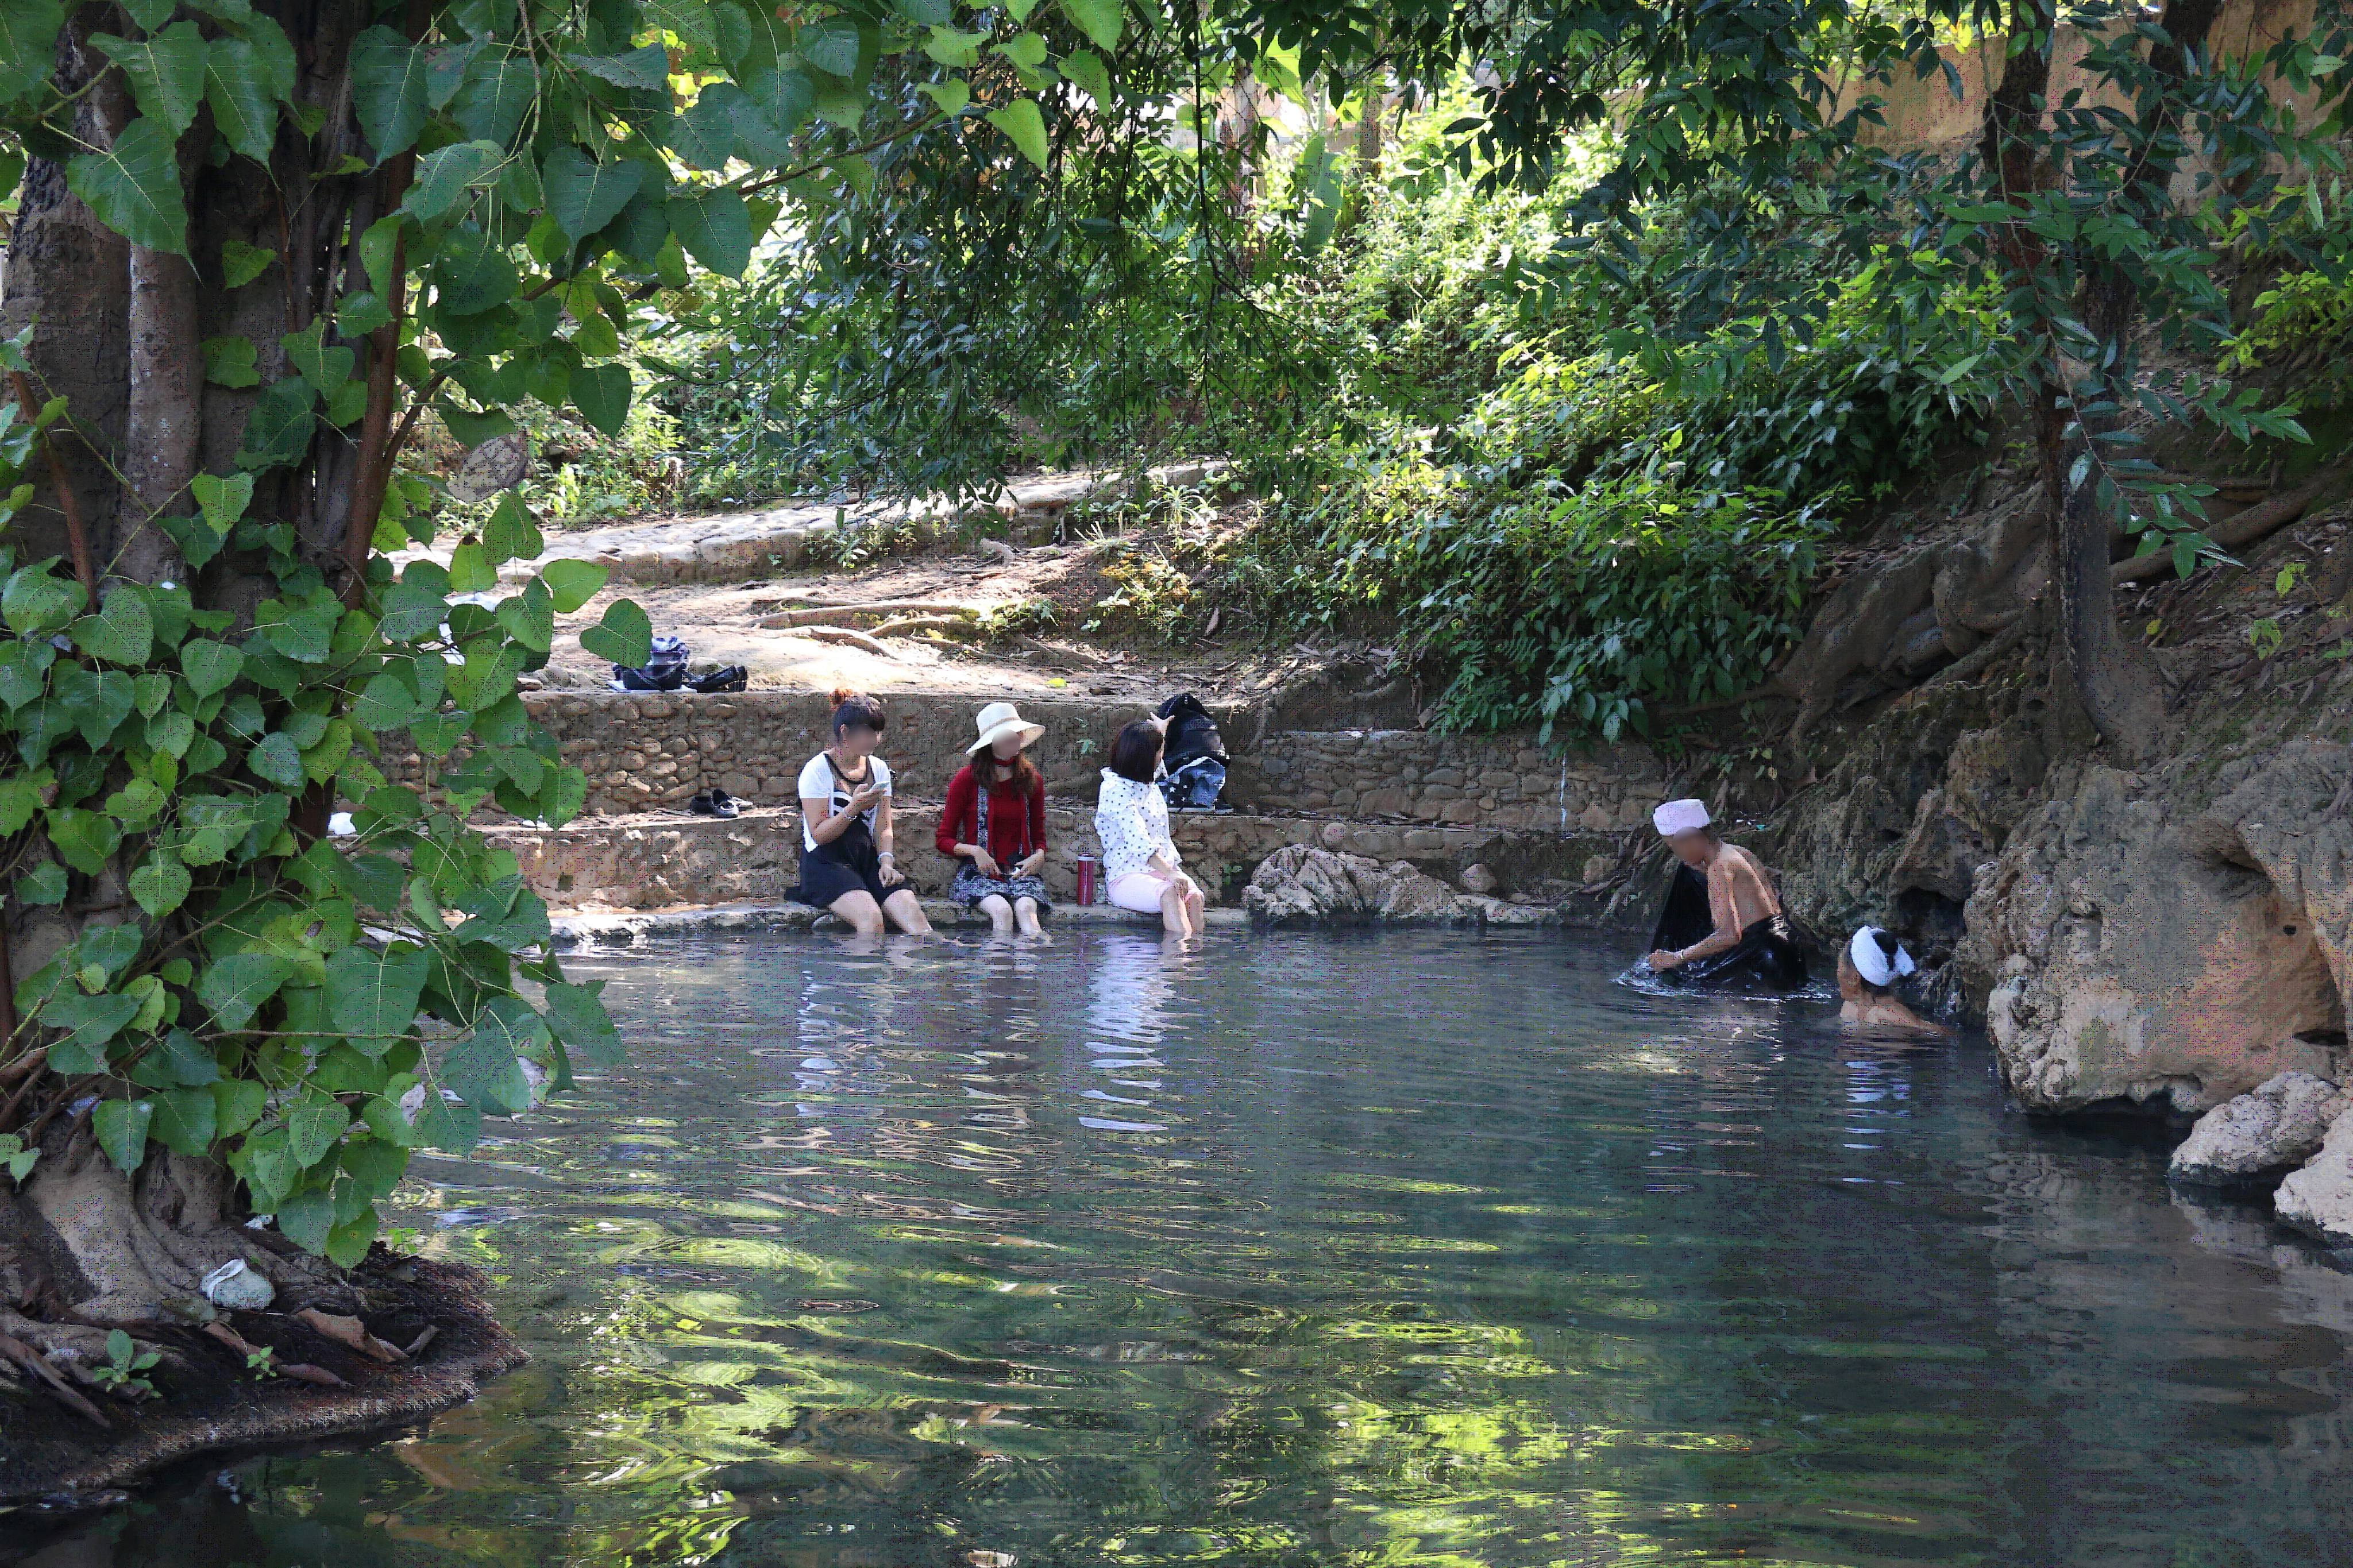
top-left (15, 929), bottom-right (2353, 1568)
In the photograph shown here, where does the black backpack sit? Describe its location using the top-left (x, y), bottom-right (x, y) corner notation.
top-left (1156, 691), bottom-right (1226, 771)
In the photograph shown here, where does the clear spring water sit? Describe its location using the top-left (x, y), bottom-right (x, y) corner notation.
top-left (9, 928), bottom-right (2353, 1568)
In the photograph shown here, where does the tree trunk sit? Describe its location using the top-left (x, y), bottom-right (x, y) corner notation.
top-left (1978, 0), bottom-right (2219, 758)
top-left (1, 0), bottom-right (375, 1330)
top-left (0, 21), bottom-right (132, 569)
top-left (2043, 0), bottom-right (2227, 757)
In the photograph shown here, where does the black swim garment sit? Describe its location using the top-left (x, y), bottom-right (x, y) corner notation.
top-left (1646, 863), bottom-right (1809, 992)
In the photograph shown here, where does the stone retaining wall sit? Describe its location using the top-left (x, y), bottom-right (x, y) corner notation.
top-left (392, 692), bottom-right (1667, 834)
top-left (389, 690), bottom-right (1241, 817)
top-left (1230, 729), bottom-right (1664, 832)
top-left (487, 806), bottom-right (1619, 913)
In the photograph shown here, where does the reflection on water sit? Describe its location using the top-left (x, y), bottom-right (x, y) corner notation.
top-left (9, 929), bottom-right (2353, 1567)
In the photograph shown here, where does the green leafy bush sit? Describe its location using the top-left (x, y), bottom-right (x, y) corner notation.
top-left (1322, 469), bottom-right (1833, 740)
top-left (2222, 183), bottom-right (2353, 413)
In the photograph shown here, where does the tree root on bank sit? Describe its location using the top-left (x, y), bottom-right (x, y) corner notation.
top-left (781, 626), bottom-right (896, 656)
top-left (9, 1128), bottom-right (333, 1329)
top-left (0, 1252), bottom-right (525, 1504)
top-left (0, 1121), bottom-right (520, 1505)
top-left (1916, 615), bottom-right (2034, 692)
top-left (756, 600), bottom-right (976, 627)
top-left (2112, 467), bottom-right (2349, 586)
top-left (866, 614), bottom-right (975, 638)
top-left (0, 1327), bottom-right (111, 1426)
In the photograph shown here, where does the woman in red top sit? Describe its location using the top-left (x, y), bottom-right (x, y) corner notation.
top-left (938, 702), bottom-right (1051, 936)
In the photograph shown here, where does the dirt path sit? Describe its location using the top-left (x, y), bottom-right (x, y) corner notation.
top-left (533, 535), bottom-right (1275, 702)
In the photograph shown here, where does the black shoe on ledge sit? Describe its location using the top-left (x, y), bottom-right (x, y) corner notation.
top-left (688, 789), bottom-right (743, 819)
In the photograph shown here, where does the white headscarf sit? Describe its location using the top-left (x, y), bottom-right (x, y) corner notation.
top-left (1652, 798), bottom-right (1711, 837)
top-left (1849, 927), bottom-right (1916, 987)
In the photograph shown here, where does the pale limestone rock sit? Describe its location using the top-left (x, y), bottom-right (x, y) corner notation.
top-left (1244, 845), bottom-right (1526, 926)
top-left (2277, 1109), bottom-right (2353, 1243)
top-left (2168, 1072), bottom-right (2347, 1187)
top-left (1964, 747), bottom-right (2351, 1115)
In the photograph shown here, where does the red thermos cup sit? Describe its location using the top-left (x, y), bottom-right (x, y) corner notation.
top-left (1075, 854), bottom-right (1100, 906)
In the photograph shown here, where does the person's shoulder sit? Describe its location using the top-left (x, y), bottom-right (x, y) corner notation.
top-left (797, 752), bottom-right (830, 790)
top-left (872, 755), bottom-right (893, 787)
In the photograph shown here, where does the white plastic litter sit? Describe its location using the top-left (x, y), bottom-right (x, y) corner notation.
top-left (329, 811), bottom-right (356, 836)
top-left (199, 1258), bottom-right (275, 1311)
top-left (399, 1083), bottom-right (465, 1117)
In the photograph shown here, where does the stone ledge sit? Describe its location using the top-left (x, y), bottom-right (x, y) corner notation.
top-left (485, 805), bottom-right (1622, 913)
top-left (550, 899), bottom-right (1250, 947)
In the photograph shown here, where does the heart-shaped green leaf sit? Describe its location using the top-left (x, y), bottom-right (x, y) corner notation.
top-left (540, 558), bottom-right (609, 613)
top-left (542, 145), bottom-right (646, 241)
top-left (67, 115), bottom-right (188, 254)
top-left (94, 1097), bottom-right (153, 1174)
top-left (198, 951), bottom-right (292, 1032)
top-left (351, 26), bottom-right (430, 160)
top-left (92, 23), bottom-right (209, 136)
top-left (570, 361), bottom-right (632, 434)
top-left (986, 96), bottom-right (1049, 170)
top-left (577, 597), bottom-right (651, 666)
top-left (72, 589), bottom-right (154, 665)
top-left (325, 943), bottom-right (430, 1052)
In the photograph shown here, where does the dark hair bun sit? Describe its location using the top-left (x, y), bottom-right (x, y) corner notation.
top-left (829, 689), bottom-right (888, 737)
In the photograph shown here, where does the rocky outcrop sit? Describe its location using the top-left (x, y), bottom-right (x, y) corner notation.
top-left (1762, 481), bottom-right (2045, 740)
top-left (1964, 747), bottom-right (2351, 1116)
top-left (2275, 1109), bottom-right (2353, 1244)
top-left (1243, 845), bottom-right (1548, 927)
top-left (1772, 684), bottom-right (2034, 948)
top-left (2167, 1071), bottom-right (2347, 1187)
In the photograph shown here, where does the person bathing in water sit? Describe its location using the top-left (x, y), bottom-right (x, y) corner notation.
top-left (939, 702), bottom-right (1052, 937)
top-left (1643, 798), bottom-right (1807, 990)
top-left (1838, 927), bottom-right (1949, 1034)
top-left (793, 689), bottom-right (934, 936)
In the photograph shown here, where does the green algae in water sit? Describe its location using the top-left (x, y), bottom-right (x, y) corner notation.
top-left (9, 929), bottom-right (2352, 1567)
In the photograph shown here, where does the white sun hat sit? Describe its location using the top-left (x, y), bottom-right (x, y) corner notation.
top-left (1652, 798), bottom-right (1711, 837)
top-left (970, 701), bottom-right (1047, 754)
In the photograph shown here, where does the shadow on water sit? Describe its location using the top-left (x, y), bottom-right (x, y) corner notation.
top-left (7, 929), bottom-right (2353, 1567)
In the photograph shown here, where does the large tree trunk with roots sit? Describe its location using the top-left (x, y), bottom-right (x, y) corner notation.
top-left (5, 0), bottom-right (368, 1330)
top-left (0, 1), bottom-right (519, 1483)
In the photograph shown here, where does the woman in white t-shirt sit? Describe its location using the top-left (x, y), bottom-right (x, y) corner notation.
top-left (791, 689), bottom-right (933, 936)
top-left (1094, 718), bottom-right (1204, 937)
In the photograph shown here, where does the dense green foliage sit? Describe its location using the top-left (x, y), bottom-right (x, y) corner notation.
top-left (2223, 180), bottom-right (2353, 415)
top-left (661, 0), bottom-right (2352, 749)
top-left (0, 0), bottom-right (1075, 1260)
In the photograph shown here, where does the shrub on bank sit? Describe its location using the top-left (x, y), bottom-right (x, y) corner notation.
top-left (1321, 470), bottom-right (1834, 740)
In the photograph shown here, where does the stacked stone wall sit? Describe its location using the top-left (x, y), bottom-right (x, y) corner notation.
top-left (388, 691), bottom-right (1245, 816)
top-left (388, 693), bottom-right (1667, 835)
top-left (1231, 729), bottom-right (1662, 832)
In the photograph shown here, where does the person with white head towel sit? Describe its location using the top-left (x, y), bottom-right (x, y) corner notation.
top-left (1641, 798), bottom-right (1808, 990)
top-left (1837, 926), bottom-right (1948, 1033)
